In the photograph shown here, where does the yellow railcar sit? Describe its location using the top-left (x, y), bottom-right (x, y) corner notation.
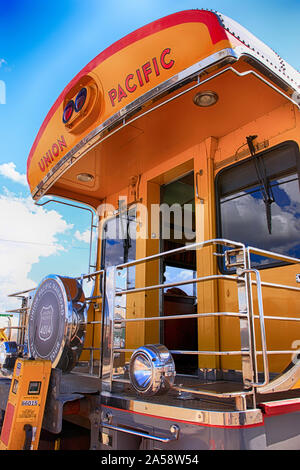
top-left (1, 9), bottom-right (300, 450)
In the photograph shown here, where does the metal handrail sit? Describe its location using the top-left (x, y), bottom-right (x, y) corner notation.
top-left (254, 315), bottom-right (300, 322)
top-left (247, 246), bottom-right (300, 265)
top-left (36, 198), bottom-right (97, 276)
top-left (109, 239), bottom-right (252, 398)
top-left (2, 326), bottom-right (26, 330)
top-left (76, 269), bottom-right (104, 281)
top-left (8, 288), bottom-right (35, 298)
top-left (114, 348), bottom-right (250, 356)
top-left (5, 307), bottom-right (29, 314)
top-left (6, 237), bottom-right (300, 399)
top-left (245, 247), bottom-right (300, 389)
top-left (256, 350), bottom-right (300, 355)
top-left (101, 422), bottom-right (180, 443)
top-left (254, 281), bottom-right (300, 292)
top-left (7, 269), bottom-right (104, 299)
top-left (114, 311), bottom-right (247, 323)
top-left (109, 238), bottom-right (300, 400)
top-left (116, 238), bottom-right (245, 270)
top-left (115, 274), bottom-right (243, 296)
top-left (242, 269), bottom-right (269, 388)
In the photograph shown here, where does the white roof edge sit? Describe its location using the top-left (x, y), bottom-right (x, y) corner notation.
top-left (215, 11), bottom-right (300, 96)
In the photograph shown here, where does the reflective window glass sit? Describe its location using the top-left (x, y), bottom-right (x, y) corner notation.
top-left (216, 142), bottom-right (300, 269)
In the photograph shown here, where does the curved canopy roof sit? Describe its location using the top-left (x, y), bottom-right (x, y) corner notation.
top-left (26, 9), bottom-right (300, 202)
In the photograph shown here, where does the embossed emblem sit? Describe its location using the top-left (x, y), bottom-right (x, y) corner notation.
top-left (38, 305), bottom-right (54, 342)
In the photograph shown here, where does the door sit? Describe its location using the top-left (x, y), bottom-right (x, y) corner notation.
top-left (160, 171), bottom-right (198, 374)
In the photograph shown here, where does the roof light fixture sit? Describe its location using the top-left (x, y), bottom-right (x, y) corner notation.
top-left (77, 173), bottom-right (94, 182)
top-left (193, 90), bottom-right (218, 107)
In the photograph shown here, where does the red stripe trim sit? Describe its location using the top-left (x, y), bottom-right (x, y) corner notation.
top-left (103, 405), bottom-right (264, 429)
top-left (259, 399), bottom-right (300, 417)
top-left (26, 10), bottom-right (227, 181)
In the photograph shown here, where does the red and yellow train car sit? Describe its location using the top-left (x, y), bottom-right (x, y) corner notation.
top-left (1, 9), bottom-right (300, 450)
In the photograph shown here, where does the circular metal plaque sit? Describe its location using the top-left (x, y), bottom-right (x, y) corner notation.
top-left (28, 275), bottom-right (87, 372)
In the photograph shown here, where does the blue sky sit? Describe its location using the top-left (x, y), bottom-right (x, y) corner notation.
top-left (0, 0), bottom-right (299, 313)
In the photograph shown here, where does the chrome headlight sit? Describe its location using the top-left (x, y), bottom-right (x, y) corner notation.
top-left (129, 344), bottom-right (175, 396)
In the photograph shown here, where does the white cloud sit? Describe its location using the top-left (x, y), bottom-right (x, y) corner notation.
top-left (75, 228), bottom-right (91, 243)
top-left (0, 162), bottom-right (27, 186)
top-left (0, 191), bottom-right (73, 315)
top-left (0, 59), bottom-right (7, 68)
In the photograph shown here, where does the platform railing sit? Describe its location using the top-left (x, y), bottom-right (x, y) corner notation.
top-left (245, 246), bottom-right (300, 391)
top-left (100, 238), bottom-right (300, 409)
top-left (5, 239), bottom-right (300, 407)
top-left (101, 239), bottom-right (256, 405)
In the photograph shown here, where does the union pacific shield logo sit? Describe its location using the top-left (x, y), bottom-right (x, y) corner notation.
top-left (38, 305), bottom-right (54, 342)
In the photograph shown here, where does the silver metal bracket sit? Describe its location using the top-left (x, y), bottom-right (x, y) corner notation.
top-left (225, 249), bottom-right (245, 268)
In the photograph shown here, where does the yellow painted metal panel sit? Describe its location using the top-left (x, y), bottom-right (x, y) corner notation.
top-left (0, 359), bottom-right (51, 450)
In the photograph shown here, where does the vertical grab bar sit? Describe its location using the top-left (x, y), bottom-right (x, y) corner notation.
top-left (195, 171), bottom-right (204, 204)
top-left (241, 268), bottom-right (269, 388)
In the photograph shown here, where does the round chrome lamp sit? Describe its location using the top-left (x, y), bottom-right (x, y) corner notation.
top-left (193, 90), bottom-right (218, 107)
top-left (129, 344), bottom-right (176, 396)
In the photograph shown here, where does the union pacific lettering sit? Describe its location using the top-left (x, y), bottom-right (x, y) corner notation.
top-left (38, 136), bottom-right (67, 172)
top-left (108, 47), bottom-right (175, 107)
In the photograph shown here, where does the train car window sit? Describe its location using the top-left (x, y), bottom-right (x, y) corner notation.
top-left (216, 141), bottom-right (300, 270)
